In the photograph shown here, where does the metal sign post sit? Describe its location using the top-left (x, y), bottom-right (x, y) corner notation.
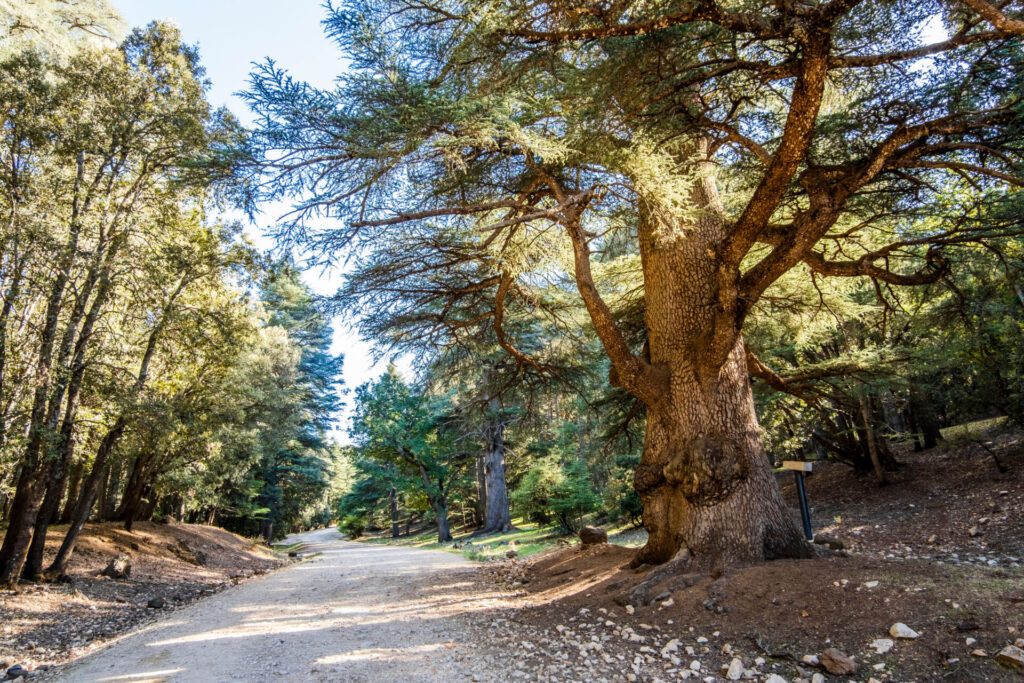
top-left (782, 460), bottom-right (814, 541)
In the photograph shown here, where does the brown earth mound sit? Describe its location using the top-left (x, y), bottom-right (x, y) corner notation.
top-left (0, 521), bottom-right (284, 672)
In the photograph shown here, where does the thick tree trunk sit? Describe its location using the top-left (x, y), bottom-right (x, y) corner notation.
top-left (627, 177), bottom-right (809, 569)
top-left (910, 386), bottom-right (943, 450)
top-left (481, 398), bottom-right (511, 533)
top-left (633, 338), bottom-right (810, 567)
top-left (435, 501), bottom-right (452, 544)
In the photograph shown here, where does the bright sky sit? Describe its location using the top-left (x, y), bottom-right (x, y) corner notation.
top-left (115, 1), bottom-right (393, 440)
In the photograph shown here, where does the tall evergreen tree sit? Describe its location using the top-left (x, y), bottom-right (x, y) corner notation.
top-left (244, 0), bottom-right (1024, 568)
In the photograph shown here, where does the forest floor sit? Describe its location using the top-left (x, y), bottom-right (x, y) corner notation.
top-left (471, 423), bottom-right (1024, 682)
top-left (0, 521), bottom-right (285, 676)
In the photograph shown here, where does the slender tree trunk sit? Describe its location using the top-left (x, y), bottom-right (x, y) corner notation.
top-left (25, 257), bottom-right (119, 579)
top-left (626, 178), bottom-right (809, 568)
top-left (47, 422), bottom-right (123, 575)
top-left (59, 463), bottom-right (82, 524)
top-left (97, 463), bottom-right (114, 521)
top-left (0, 151), bottom-right (95, 584)
top-left (474, 453), bottom-right (487, 527)
top-left (0, 254), bottom-right (27, 451)
top-left (860, 396), bottom-right (888, 484)
top-left (48, 297), bottom-right (175, 575)
top-left (482, 397), bottom-right (511, 532)
top-left (119, 463), bottom-right (148, 533)
top-left (388, 487), bottom-right (399, 538)
top-left (416, 463), bottom-right (453, 543)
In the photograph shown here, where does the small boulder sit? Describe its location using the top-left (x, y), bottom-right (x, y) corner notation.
top-left (871, 638), bottom-right (894, 654)
top-left (996, 645), bottom-right (1024, 670)
top-left (147, 596), bottom-right (166, 609)
top-left (101, 554), bottom-right (131, 580)
top-left (578, 526), bottom-right (608, 546)
top-left (5, 664), bottom-right (28, 680)
top-left (890, 622), bottom-right (920, 639)
top-left (726, 657), bottom-right (744, 680)
top-left (821, 648), bottom-right (857, 675)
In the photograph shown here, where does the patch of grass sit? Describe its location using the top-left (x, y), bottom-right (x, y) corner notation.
top-left (362, 517), bottom-right (645, 562)
top-left (941, 416), bottom-right (1008, 440)
top-left (270, 542), bottom-right (304, 554)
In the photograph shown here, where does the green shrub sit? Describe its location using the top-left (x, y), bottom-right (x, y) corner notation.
top-left (339, 514), bottom-right (366, 538)
top-left (604, 453), bottom-right (642, 526)
top-left (512, 457), bottom-right (600, 533)
top-left (549, 459), bottom-right (600, 533)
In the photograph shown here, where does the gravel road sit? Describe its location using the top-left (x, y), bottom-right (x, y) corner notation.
top-left (52, 528), bottom-right (508, 682)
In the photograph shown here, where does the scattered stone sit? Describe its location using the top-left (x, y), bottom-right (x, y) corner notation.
top-left (811, 674), bottom-right (825, 683)
top-left (821, 648), bottom-right (857, 675)
top-left (927, 534), bottom-right (938, 544)
top-left (625, 604), bottom-right (635, 615)
top-left (968, 526), bottom-right (982, 537)
top-left (101, 554), bottom-right (131, 580)
top-left (765, 675), bottom-right (788, 683)
top-left (863, 580), bottom-right (879, 589)
top-left (726, 658), bottom-right (744, 680)
top-left (995, 645), bottom-right (1024, 670)
top-left (871, 638), bottom-right (894, 654)
top-left (578, 526), bottom-right (608, 546)
top-left (800, 654), bottom-right (819, 666)
top-left (965, 637), bottom-right (977, 646)
top-left (147, 597), bottom-right (166, 609)
top-left (889, 623), bottom-right (920, 639)
top-left (971, 649), bottom-right (989, 657)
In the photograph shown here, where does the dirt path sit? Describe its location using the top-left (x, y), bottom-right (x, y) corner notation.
top-left (51, 528), bottom-right (510, 682)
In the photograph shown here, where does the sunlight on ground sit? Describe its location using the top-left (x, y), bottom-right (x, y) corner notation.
top-left (316, 643), bottom-right (449, 666)
top-left (95, 669), bottom-right (184, 682)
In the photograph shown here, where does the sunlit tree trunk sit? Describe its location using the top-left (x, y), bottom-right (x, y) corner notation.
top-left (619, 172), bottom-right (809, 568)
